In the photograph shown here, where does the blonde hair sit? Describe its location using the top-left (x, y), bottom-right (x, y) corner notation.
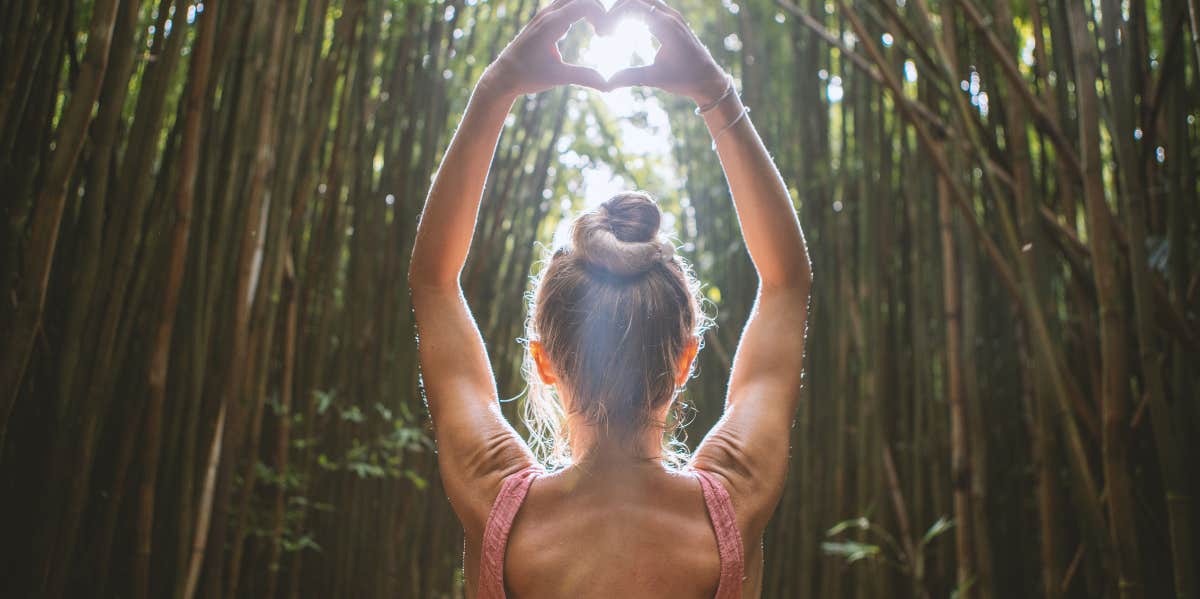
top-left (519, 192), bottom-right (714, 470)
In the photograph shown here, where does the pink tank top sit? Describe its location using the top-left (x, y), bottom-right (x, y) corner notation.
top-left (476, 464), bottom-right (744, 599)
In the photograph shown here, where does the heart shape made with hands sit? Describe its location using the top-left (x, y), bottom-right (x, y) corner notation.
top-left (566, 13), bottom-right (659, 82)
top-left (497, 0), bottom-right (724, 101)
top-left (565, 0), bottom-right (726, 102)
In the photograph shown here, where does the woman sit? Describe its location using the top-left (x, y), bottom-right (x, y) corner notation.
top-left (409, 0), bottom-right (812, 596)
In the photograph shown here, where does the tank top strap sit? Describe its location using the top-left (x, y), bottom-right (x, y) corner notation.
top-left (693, 468), bottom-right (745, 599)
top-left (477, 464), bottom-right (543, 599)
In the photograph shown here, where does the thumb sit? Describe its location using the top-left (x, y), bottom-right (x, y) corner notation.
top-left (555, 64), bottom-right (609, 91)
top-left (606, 65), bottom-right (661, 89)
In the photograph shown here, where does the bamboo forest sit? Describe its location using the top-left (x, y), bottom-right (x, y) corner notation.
top-left (1, 0), bottom-right (1198, 597)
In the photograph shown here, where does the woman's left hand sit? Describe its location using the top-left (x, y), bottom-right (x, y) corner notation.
top-left (606, 0), bottom-right (729, 106)
top-left (480, 0), bottom-right (611, 99)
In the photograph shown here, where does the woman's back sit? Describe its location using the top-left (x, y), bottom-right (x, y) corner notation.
top-left (411, 2), bottom-right (811, 597)
top-left (475, 463), bottom-right (757, 599)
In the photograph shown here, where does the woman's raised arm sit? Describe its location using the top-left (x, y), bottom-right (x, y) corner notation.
top-left (609, 0), bottom-right (813, 541)
top-left (408, 0), bottom-right (606, 537)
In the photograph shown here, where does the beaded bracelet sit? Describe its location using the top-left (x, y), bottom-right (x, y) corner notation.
top-left (694, 75), bottom-right (736, 115)
top-left (710, 106), bottom-right (751, 150)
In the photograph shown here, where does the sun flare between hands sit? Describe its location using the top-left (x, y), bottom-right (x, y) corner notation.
top-left (579, 17), bottom-right (658, 82)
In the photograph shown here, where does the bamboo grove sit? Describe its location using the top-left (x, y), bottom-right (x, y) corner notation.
top-left (0, 0), bottom-right (1197, 597)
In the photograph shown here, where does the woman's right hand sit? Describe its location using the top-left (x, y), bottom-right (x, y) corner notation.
top-left (605, 0), bottom-right (730, 106)
top-left (479, 0), bottom-right (610, 99)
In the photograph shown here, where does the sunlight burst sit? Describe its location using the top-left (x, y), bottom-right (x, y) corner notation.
top-left (579, 18), bottom-right (657, 81)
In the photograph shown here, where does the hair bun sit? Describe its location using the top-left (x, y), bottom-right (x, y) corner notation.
top-left (572, 192), bottom-right (675, 277)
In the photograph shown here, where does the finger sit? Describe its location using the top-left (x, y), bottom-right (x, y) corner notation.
top-left (645, 0), bottom-right (687, 22)
top-left (603, 0), bottom-right (638, 34)
top-left (555, 64), bottom-right (610, 91)
top-left (526, 0), bottom-right (574, 29)
top-left (606, 64), bottom-right (662, 89)
top-left (535, 0), bottom-right (574, 19)
top-left (608, 0), bottom-right (636, 14)
top-left (537, 0), bottom-right (607, 39)
top-left (648, 0), bottom-right (695, 37)
top-left (607, 0), bottom-right (686, 40)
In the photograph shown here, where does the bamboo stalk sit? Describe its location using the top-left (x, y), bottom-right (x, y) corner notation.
top-left (133, 3), bottom-right (219, 598)
top-left (1065, 1), bottom-right (1144, 596)
top-left (0, 0), bottom-right (120, 446)
top-left (200, 3), bottom-right (289, 596)
top-left (937, 169), bottom-right (975, 599)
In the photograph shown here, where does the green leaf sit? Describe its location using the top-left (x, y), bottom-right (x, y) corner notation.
top-left (340, 405), bottom-right (364, 423)
top-left (405, 469), bottom-right (428, 490)
top-left (282, 534), bottom-right (322, 553)
top-left (826, 516), bottom-right (870, 536)
top-left (821, 540), bottom-right (880, 564)
top-left (314, 389), bottom-right (335, 415)
top-left (922, 516), bottom-right (954, 546)
top-left (348, 460), bottom-right (385, 479)
top-left (375, 402), bottom-right (393, 420)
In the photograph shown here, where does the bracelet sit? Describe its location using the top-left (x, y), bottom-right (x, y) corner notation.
top-left (694, 75), bottom-right (735, 115)
top-left (711, 106), bottom-right (750, 150)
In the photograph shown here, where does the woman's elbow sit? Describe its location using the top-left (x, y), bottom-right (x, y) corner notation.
top-left (761, 261), bottom-right (812, 295)
top-left (407, 253), bottom-right (460, 291)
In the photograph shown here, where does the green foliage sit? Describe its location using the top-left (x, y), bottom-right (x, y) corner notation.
top-left (244, 388), bottom-right (433, 560)
top-left (921, 515), bottom-right (954, 546)
top-left (301, 389), bottom-right (433, 481)
top-left (823, 513), bottom-right (955, 583)
top-left (821, 540), bottom-right (881, 564)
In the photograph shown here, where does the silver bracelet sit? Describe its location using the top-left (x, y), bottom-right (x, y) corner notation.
top-left (710, 106), bottom-right (750, 150)
top-left (694, 75), bottom-right (735, 115)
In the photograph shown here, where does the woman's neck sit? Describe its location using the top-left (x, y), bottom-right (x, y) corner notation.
top-left (566, 414), bottom-right (665, 469)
